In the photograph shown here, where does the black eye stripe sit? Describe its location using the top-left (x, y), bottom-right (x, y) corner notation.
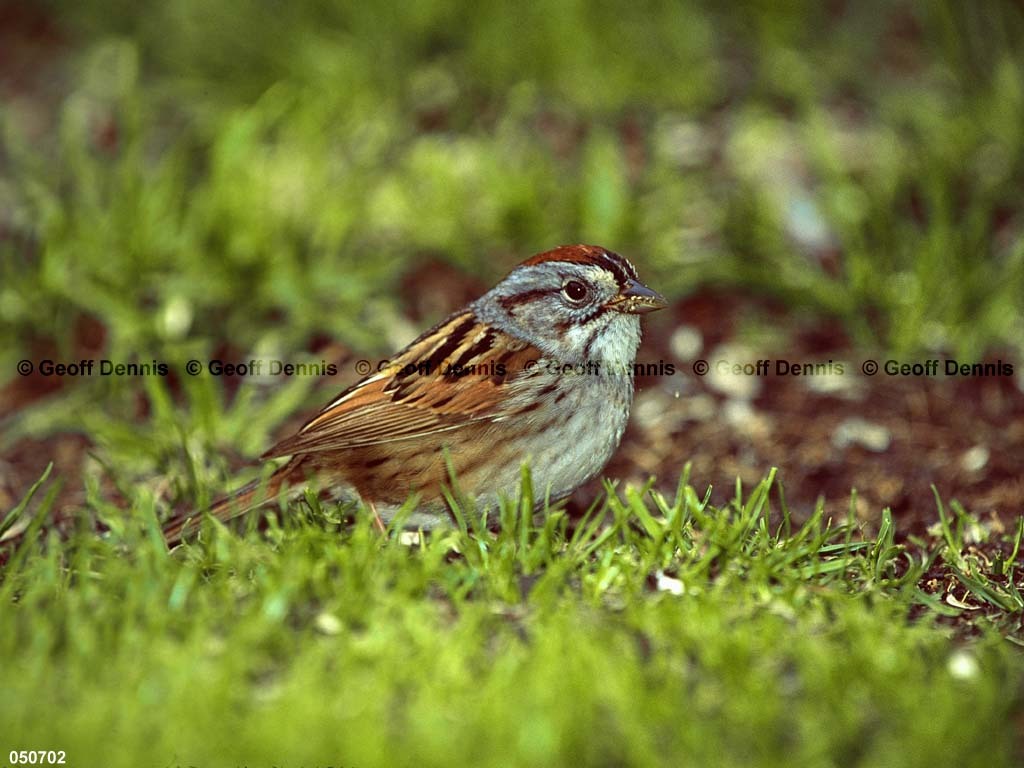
top-left (497, 289), bottom-right (550, 310)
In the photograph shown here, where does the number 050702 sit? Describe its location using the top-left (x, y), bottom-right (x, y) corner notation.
top-left (8, 751), bottom-right (67, 765)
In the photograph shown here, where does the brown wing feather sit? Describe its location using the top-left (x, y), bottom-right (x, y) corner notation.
top-left (262, 310), bottom-right (541, 458)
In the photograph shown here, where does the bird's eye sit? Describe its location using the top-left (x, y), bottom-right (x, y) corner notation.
top-left (562, 280), bottom-right (589, 303)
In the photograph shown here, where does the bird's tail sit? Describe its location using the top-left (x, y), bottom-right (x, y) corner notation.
top-left (162, 460), bottom-right (302, 546)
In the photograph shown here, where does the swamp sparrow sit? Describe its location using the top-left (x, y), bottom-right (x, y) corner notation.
top-left (163, 244), bottom-right (666, 543)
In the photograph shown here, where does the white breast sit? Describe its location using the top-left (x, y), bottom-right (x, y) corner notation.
top-left (474, 364), bottom-right (635, 509)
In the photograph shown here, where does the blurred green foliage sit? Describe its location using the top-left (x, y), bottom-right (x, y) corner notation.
top-left (2, 0), bottom-right (1023, 383)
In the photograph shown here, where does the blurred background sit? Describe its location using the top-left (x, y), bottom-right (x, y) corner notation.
top-left (1, 0), bottom-right (1022, 534)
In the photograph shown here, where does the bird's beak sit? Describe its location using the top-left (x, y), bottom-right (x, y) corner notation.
top-left (607, 279), bottom-right (668, 314)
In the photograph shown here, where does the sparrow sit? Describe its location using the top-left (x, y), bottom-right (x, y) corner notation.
top-left (163, 244), bottom-right (666, 543)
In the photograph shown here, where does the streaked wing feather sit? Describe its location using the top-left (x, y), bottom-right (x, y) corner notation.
top-left (262, 310), bottom-right (540, 458)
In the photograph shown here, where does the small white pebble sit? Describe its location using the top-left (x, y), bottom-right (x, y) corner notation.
top-left (960, 445), bottom-right (990, 473)
top-left (947, 650), bottom-right (979, 680)
top-left (655, 570), bottom-right (685, 596)
top-left (806, 368), bottom-right (859, 397)
top-left (832, 418), bottom-right (891, 452)
top-left (722, 398), bottom-right (772, 437)
top-left (314, 612), bottom-right (343, 635)
top-left (633, 390), bottom-right (672, 431)
top-left (723, 398), bottom-right (754, 425)
top-left (669, 325), bottom-right (704, 361)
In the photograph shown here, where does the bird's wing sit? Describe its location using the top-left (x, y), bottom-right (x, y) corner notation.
top-left (262, 310), bottom-right (544, 458)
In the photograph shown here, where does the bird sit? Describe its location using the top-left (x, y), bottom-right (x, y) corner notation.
top-left (162, 244), bottom-right (666, 544)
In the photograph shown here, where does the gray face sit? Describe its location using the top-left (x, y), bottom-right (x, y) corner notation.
top-left (473, 261), bottom-right (643, 366)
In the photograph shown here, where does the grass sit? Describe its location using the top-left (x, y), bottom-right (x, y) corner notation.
top-left (1, 467), bottom-right (1022, 767)
top-left (3, 1), bottom-right (1024, 766)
